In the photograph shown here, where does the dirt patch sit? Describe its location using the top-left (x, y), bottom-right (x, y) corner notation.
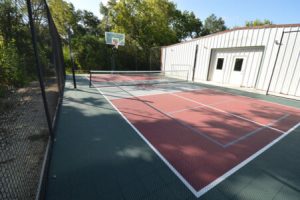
top-left (0, 81), bottom-right (52, 200)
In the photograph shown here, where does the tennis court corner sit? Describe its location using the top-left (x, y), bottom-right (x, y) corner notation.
top-left (46, 76), bottom-right (197, 200)
top-left (45, 75), bottom-right (300, 200)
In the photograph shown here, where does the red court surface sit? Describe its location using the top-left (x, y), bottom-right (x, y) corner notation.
top-left (110, 88), bottom-right (300, 197)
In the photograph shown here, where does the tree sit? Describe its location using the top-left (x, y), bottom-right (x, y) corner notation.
top-left (172, 11), bottom-right (203, 40)
top-left (72, 35), bottom-right (108, 70)
top-left (48, 0), bottom-right (76, 37)
top-left (100, 0), bottom-right (203, 48)
top-left (245, 19), bottom-right (273, 27)
top-left (99, 0), bottom-right (117, 32)
top-left (74, 10), bottom-right (102, 36)
top-left (0, 0), bottom-right (33, 87)
top-left (0, 40), bottom-right (25, 87)
top-left (49, 0), bottom-right (105, 70)
top-left (97, 0), bottom-right (208, 70)
top-left (0, 0), bottom-right (23, 44)
top-left (203, 14), bottom-right (227, 35)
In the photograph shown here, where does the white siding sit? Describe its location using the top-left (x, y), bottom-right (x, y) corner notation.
top-left (162, 25), bottom-right (300, 99)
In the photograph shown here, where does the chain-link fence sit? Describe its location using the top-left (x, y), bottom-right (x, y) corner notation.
top-left (77, 43), bottom-right (162, 72)
top-left (0, 0), bottom-right (65, 199)
top-left (149, 46), bottom-right (161, 70)
top-left (112, 45), bottom-right (162, 71)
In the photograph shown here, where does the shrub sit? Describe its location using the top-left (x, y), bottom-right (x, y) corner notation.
top-left (0, 40), bottom-right (27, 88)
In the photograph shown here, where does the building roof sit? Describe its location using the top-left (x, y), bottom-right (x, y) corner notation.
top-left (162, 23), bottom-right (300, 48)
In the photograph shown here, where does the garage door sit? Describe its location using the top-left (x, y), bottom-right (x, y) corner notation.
top-left (208, 47), bottom-right (264, 87)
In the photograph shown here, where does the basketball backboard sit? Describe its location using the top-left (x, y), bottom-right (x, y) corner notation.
top-left (105, 32), bottom-right (125, 46)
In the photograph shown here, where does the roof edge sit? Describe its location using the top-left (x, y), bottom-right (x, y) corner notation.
top-left (162, 23), bottom-right (300, 48)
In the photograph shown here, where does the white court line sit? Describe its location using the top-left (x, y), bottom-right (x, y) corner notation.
top-left (88, 78), bottom-right (200, 197)
top-left (170, 93), bottom-right (285, 134)
top-left (141, 101), bottom-right (226, 147)
top-left (87, 76), bottom-right (300, 198)
top-left (115, 85), bottom-right (289, 148)
top-left (100, 84), bottom-right (204, 100)
top-left (115, 85), bottom-right (225, 147)
top-left (167, 99), bottom-right (235, 115)
top-left (166, 95), bottom-right (290, 148)
top-left (195, 122), bottom-right (300, 197)
top-left (167, 105), bottom-right (204, 115)
top-left (202, 87), bottom-right (300, 111)
top-left (223, 114), bottom-right (290, 148)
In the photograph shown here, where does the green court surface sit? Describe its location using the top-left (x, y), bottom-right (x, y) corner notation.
top-left (45, 76), bottom-right (300, 200)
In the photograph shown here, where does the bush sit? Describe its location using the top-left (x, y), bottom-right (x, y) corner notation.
top-left (0, 41), bottom-right (27, 87)
top-left (71, 35), bottom-right (109, 71)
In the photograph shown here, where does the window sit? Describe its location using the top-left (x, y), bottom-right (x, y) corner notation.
top-left (216, 58), bottom-right (224, 70)
top-left (234, 58), bottom-right (243, 71)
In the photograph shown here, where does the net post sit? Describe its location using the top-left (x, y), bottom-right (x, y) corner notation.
top-left (186, 70), bottom-right (190, 82)
top-left (161, 70), bottom-right (166, 79)
top-left (89, 71), bottom-right (92, 88)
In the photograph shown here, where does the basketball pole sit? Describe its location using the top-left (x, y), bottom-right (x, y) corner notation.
top-left (105, 32), bottom-right (124, 71)
top-left (111, 46), bottom-right (117, 71)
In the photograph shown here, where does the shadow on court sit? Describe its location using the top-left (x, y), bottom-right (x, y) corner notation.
top-left (45, 76), bottom-right (300, 200)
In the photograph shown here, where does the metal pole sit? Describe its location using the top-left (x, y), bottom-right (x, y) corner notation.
top-left (192, 45), bottom-right (199, 82)
top-left (266, 31), bottom-right (284, 95)
top-left (135, 48), bottom-right (138, 70)
top-left (26, 0), bottom-right (53, 134)
top-left (149, 47), bottom-right (152, 71)
top-left (68, 29), bottom-right (77, 88)
top-left (111, 47), bottom-right (116, 71)
top-left (89, 71), bottom-right (92, 88)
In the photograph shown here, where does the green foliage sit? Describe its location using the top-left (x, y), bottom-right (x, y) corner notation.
top-left (0, 0), bottom-right (35, 89)
top-left (245, 19), bottom-right (273, 27)
top-left (0, 0), bottom-right (22, 43)
top-left (106, 0), bottom-right (178, 48)
top-left (47, 0), bottom-right (232, 71)
top-left (72, 35), bottom-right (109, 70)
top-left (101, 0), bottom-right (203, 45)
top-left (172, 11), bottom-right (203, 40)
top-left (48, 0), bottom-right (76, 37)
top-left (76, 10), bottom-right (101, 36)
top-left (0, 0), bottom-right (62, 91)
top-left (63, 45), bottom-right (72, 70)
top-left (203, 14), bottom-right (227, 35)
top-left (48, 0), bottom-right (109, 70)
top-left (0, 41), bottom-right (26, 87)
top-left (97, 0), bottom-right (204, 69)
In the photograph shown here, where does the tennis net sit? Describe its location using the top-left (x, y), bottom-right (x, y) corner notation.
top-left (89, 70), bottom-right (190, 87)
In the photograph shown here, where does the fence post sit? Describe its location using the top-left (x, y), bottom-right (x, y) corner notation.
top-left (192, 45), bottom-right (199, 82)
top-left (26, 0), bottom-right (53, 135)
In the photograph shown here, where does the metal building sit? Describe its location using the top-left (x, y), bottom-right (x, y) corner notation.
top-left (161, 24), bottom-right (300, 100)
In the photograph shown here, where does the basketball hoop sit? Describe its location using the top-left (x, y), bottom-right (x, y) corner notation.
top-left (105, 32), bottom-right (125, 70)
top-left (112, 40), bottom-right (119, 49)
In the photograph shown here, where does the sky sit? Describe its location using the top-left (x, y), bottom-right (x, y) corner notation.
top-left (66, 0), bottom-right (300, 28)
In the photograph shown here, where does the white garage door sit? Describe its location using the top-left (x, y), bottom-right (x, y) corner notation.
top-left (208, 47), bottom-right (264, 87)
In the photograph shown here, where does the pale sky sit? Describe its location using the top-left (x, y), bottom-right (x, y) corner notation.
top-left (66, 0), bottom-right (300, 28)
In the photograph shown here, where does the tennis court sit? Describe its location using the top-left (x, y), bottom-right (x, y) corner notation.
top-left (88, 71), bottom-right (300, 197)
